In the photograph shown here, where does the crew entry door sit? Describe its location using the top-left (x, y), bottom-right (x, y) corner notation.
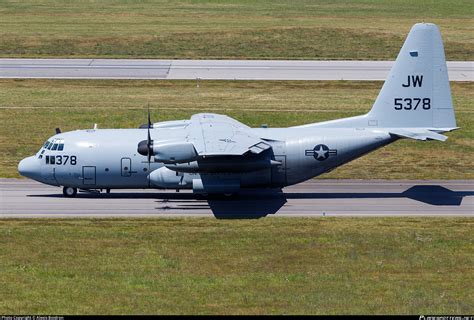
top-left (82, 166), bottom-right (96, 185)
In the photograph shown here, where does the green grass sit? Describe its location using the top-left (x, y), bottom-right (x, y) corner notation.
top-left (0, 0), bottom-right (472, 59)
top-left (0, 79), bottom-right (472, 179)
top-left (0, 218), bottom-right (472, 314)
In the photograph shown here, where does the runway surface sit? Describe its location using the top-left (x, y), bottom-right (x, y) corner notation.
top-left (1, 179), bottom-right (472, 218)
top-left (0, 59), bottom-right (472, 81)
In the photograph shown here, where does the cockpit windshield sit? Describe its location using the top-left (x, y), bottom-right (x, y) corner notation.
top-left (38, 138), bottom-right (65, 158)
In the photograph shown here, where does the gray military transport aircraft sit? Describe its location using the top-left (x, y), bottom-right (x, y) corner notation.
top-left (18, 23), bottom-right (457, 197)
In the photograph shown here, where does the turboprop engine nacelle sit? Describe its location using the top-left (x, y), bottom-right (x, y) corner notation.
top-left (153, 142), bottom-right (198, 163)
top-left (149, 167), bottom-right (190, 189)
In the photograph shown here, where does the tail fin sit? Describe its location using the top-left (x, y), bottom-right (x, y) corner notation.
top-left (367, 23), bottom-right (457, 130)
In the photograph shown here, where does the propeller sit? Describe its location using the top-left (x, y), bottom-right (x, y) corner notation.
top-left (137, 108), bottom-right (154, 162)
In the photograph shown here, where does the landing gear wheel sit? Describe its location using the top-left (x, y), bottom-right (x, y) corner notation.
top-left (63, 186), bottom-right (77, 198)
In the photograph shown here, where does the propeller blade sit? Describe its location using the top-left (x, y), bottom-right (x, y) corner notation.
top-left (147, 126), bottom-right (152, 163)
top-left (137, 107), bottom-right (154, 163)
top-left (148, 107), bottom-right (151, 128)
top-left (147, 107), bottom-right (152, 163)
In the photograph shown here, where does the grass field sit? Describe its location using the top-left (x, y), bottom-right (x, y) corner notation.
top-left (0, 218), bottom-right (472, 314)
top-left (0, 0), bottom-right (472, 59)
top-left (0, 79), bottom-right (472, 179)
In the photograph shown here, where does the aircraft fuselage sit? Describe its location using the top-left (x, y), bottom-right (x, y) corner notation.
top-left (19, 126), bottom-right (394, 193)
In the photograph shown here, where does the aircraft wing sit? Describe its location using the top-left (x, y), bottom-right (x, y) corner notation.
top-left (187, 113), bottom-right (271, 156)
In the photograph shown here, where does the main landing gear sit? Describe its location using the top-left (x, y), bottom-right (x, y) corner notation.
top-left (63, 186), bottom-right (77, 198)
top-left (62, 187), bottom-right (112, 197)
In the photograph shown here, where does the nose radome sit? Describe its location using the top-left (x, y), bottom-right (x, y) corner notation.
top-left (18, 156), bottom-right (41, 181)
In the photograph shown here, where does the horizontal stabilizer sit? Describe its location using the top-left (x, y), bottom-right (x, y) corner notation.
top-left (389, 128), bottom-right (448, 141)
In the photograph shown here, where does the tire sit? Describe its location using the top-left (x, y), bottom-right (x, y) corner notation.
top-left (63, 186), bottom-right (77, 198)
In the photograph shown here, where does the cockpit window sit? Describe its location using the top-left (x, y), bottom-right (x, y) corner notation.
top-left (42, 138), bottom-right (65, 153)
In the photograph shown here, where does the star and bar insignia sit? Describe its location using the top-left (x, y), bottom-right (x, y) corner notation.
top-left (305, 144), bottom-right (337, 161)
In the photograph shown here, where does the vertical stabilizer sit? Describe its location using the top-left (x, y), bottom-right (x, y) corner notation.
top-left (367, 23), bottom-right (456, 130)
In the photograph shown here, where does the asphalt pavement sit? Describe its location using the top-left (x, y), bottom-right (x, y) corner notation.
top-left (1, 59), bottom-right (472, 81)
top-left (1, 179), bottom-right (472, 218)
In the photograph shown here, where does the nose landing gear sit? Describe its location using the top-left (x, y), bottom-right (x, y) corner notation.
top-left (63, 186), bottom-right (77, 197)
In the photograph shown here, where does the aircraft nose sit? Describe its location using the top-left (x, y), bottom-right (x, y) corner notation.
top-left (18, 156), bottom-right (41, 180)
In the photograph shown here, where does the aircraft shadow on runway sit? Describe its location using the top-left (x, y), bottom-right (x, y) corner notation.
top-left (161, 192), bottom-right (289, 219)
top-left (160, 185), bottom-right (472, 218)
top-left (158, 197), bottom-right (288, 219)
top-left (282, 185), bottom-right (473, 206)
top-left (29, 185), bottom-right (473, 219)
